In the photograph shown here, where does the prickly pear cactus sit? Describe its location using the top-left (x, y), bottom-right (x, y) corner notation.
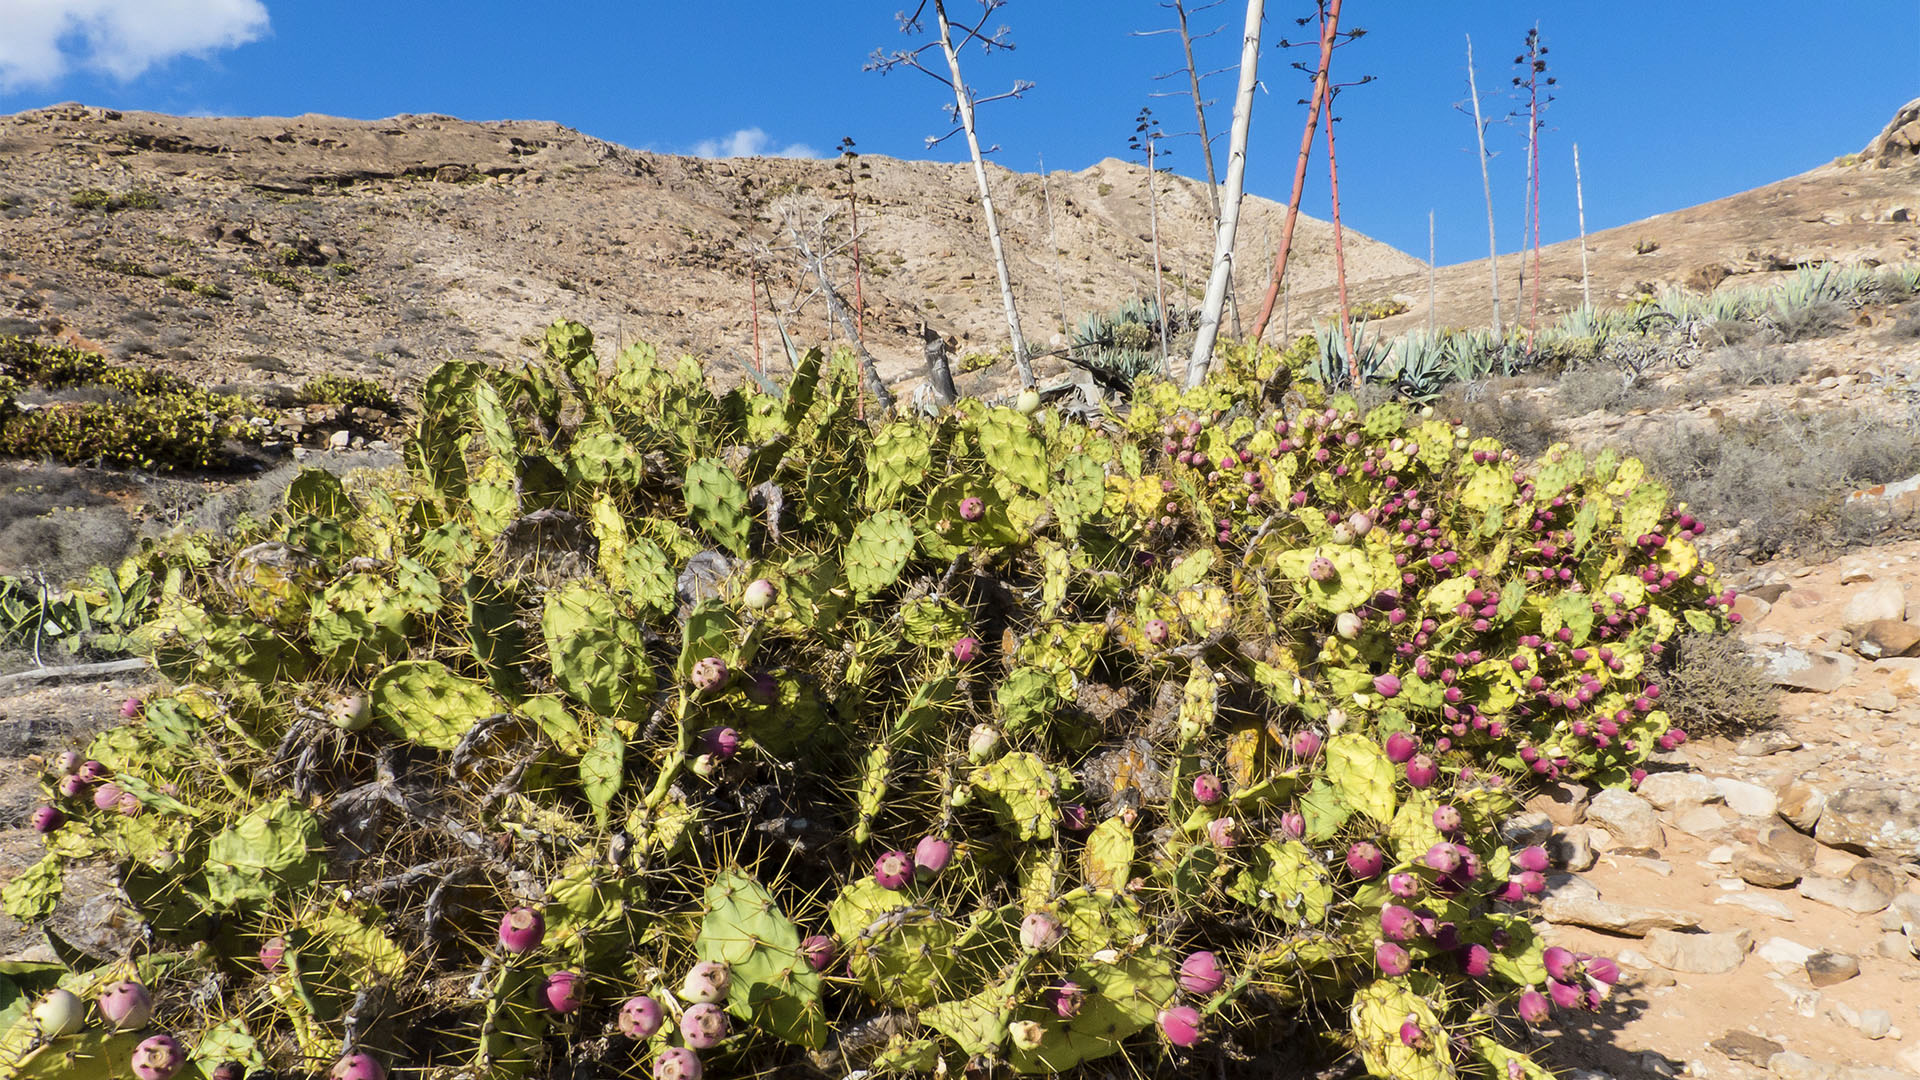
top-left (3, 322), bottom-right (1733, 1080)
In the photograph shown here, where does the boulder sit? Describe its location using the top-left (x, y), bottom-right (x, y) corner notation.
top-left (1715, 777), bottom-right (1779, 818)
top-left (1814, 782), bottom-right (1920, 860)
top-left (1854, 619), bottom-right (1920, 659)
top-left (1645, 928), bottom-right (1751, 974)
top-left (1804, 949), bottom-right (1859, 987)
top-left (1636, 771), bottom-right (1720, 811)
top-left (1840, 582), bottom-right (1908, 630)
top-left (1587, 789), bottom-right (1665, 849)
top-left (1539, 895), bottom-right (1701, 936)
top-left (1755, 645), bottom-right (1856, 692)
top-left (1777, 782), bottom-right (1827, 832)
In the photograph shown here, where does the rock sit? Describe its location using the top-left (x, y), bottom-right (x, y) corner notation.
top-left (328, 428), bottom-right (352, 451)
top-left (1857, 1008), bottom-right (1892, 1040)
top-left (1646, 928), bottom-right (1751, 973)
top-left (1840, 582), bottom-right (1908, 629)
top-left (1549, 826), bottom-right (1599, 872)
top-left (1707, 845), bottom-right (1736, 864)
top-left (1854, 619), bottom-right (1920, 659)
top-left (1757, 937), bottom-right (1820, 967)
top-left (1875, 931), bottom-right (1913, 959)
top-left (1638, 771), bottom-right (1722, 811)
top-left (1588, 789), bottom-right (1666, 848)
top-left (1631, 857), bottom-right (1674, 876)
top-left (1711, 1032), bottom-right (1785, 1067)
top-left (1857, 689), bottom-right (1900, 712)
top-left (1778, 783), bottom-right (1827, 832)
top-left (1797, 875), bottom-right (1892, 914)
top-left (1846, 858), bottom-right (1900, 898)
top-left (1775, 983), bottom-right (1823, 1018)
top-left (1676, 805), bottom-right (1736, 838)
top-left (1814, 782), bottom-right (1920, 860)
top-left (1756, 646), bottom-right (1858, 692)
top-left (1767, 1051), bottom-right (1837, 1080)
top-left (1804, 950), bottom-right (1860, 987)
top-left (1540, 895), bottom-right (1701, 936)
top-left (1715, 892), bottom-right (1795, 920)
top-left (1527, 780), bottom-right (1591, 826)
top-left (1757, 823), bottom-right (1818, 869)
top-left (1716, 777), bottom-right (1780, 817)
top-left (1735, 594), bottom-right (1774, 623)
top-left (1900, 1046), bottom-right (1920, 1077)
top-left (1499, 810), bottom-right (1554, 847)
top-left (1738, 730), bottom-right (1804, 756)
top-left (1735, 848), bottom-right (1805, 888)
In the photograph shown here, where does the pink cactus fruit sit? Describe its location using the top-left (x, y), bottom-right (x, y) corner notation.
top-left (699, 726), bottom-right (740, 760)
top-left (1374, 941), bottom-right (1412, 976)
top-left (1388, 872), bottom-right (1420, 899)
top-left (1205, 816), bottom-right (1238, 848)
top-left (30, 805), bottom-right (63, 833)
top-left (1279, 810), bottom-right (1306, 838)
top-left (958, 496), bottom-right (985, 522)
top-left (1156, 1005), bottom-right (1204, 1047)
top-left (798, 935), bottom-right (837, 973)
top-left (1458, 943), bottom-right (1493, 978)
top-left (913, 835), bottom-right (954, 880)
top-left (1516, 988), bottom-right (1552, 1024)
top-left (1291, 729), bottom-right (1322, 759)
top-left (952, 636), bottom-right (980, 663)
top-left (499, 906), bottom-right (546, 953)
top-left (78, 760), bottom-right (110, 782)
top-left (1345, 841), bottom-right (1384, 878)
top-left (1019, 912), bottom-right (1064, 952)
top-left (1048, 980), bottom-right (1086, 1018)
top-left (873, 850), bottom-right (914, 890)
top-left (618, 994), bottom-right (664, 1039)
top-left (1422, 843), bottom-right (1463, 875)
top-left (1143, 619), bottom-right (1170, 646)
top-left (1585, 956), bottom-right (1621, 986)
top-left (1379, 905), bottom-right (1424, 943)
top-left (209, 1063), bottom-right (244, 1080)
top-left (1060, 803), bottom-right (1091, 832)
top-left (1307, 557), bottom-right (1337, 582)
top-left (678, 961), bottom-right (731, 1004)
top-left (1404, 754), bottom-right (1439, 789)
top-left (652, 1047), bottom-right (703, 1080)
top-left (97, 980), bottom-right (153, 1030)
top-left (1178, 950), bottom-right (1225, 995)
top-left (545, 970), bottom-right (584, 1013)
top-left (30, 988), bottom-right (84, 1037)
top-left (259, 936), bottom-right (286, 972)
top-left (1431, 804), bottom-right (1463, 834)
top-left (54, 750), bottom-right (82, 775)
top-left (680, 1002), bottom-right (729, 1049)
top-left (116, 790), bottom-right (143, 817)
top-left (1511, 845), bottom-right (1551, 874)
top-left (1384, 732), bottom-right (1419, 764)
top-left (689, 656), bottom-right (729, 693)
top-left (120, 697), bottom-right (144, 719)
top-left (1373, 674), bottom-right (1402, 698)
top-left (1399, 1018), bottom-right (1428, 1050)
top-left (57, 774), bottom-right (88, 800)
top-left (745, 671), bottom-right (779, 705)
top-left (93, 782), bottom-right (125, 812)
top-left (1191, 772), bottom-right (1225, 805)
top-left (130, 1035), bottom-right (184, 1080)
top-left (330, 1054), bottom-right (384, 1080)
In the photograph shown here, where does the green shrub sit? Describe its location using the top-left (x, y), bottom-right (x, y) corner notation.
top-left (0, 322), bottom-right (1731, 1080)
top-left (69, 187), bottom-right (161, 212)
top-left (296, 375), bottom-right (399, 412)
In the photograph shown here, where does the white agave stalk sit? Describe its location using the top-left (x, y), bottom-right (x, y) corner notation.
top-left (1185, 0), bottom-right (1263, 386)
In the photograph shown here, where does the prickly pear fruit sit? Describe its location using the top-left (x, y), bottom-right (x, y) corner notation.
top-left (913, 835), bottom-right (954, 880)
top-left (1157, 1005), bottom-right (1203, 1047)
top-left (1308, 557), bottom-right (1337, 582)
top-left (54, 750), bottom-right (82, 775)
top-left (1380, 905), bottom-right (1423, 943)
top-left (499, 906), bottom-right (545, 953)
top-left (1422, 843), bottom-right (1463, 875)
top-left (1191, 773), bottom-right (1225, 805)
top-left (958, 496), bottom-right (985, 522)
top-left (1404, 754), bottom-right (1438, 788)
top-left (31, 988), bottom-right (84, 1037)
top-left (679, 961), bottom-right (731, 1004)
top-left (77, 760), bottom-right (109, 782)
top-left (952, 636), bottom-right (980, 663)
top-left (1373, 674), bottom-right (1401, 698)
top-left (1009, 1020), bottom-right (1046, 1051)
top-left (1015, 389), bottom-right (1042, 415)
top-left (874, 850), bottom-right (913, 890)
top-left (30, 805), bottom-right (63, 833)
top-left (1431, 804), bottom-right (1463, 834)
top-left (1060, 804), bottom-right (1091, 831)
top-left (744, 671), bottom-right (778, 705)
top-left (1345, 842), bottom-right (1385, 879)
top-left (1205, 816), bottom-right (1238, 848)
top-left (1349, 511), bottom-right (1374, 537)
top-left (967, 724), bottom-right (999, 761)
top-left (1384, 732), bottom-right (1419, 764)
top-left (1178, 950), bottom-right (1225, 995)
top-left (209, 1062), bottom-right (244, 1080)
top-left (259, 936), bottom-right (286, 971)
top-left (545, 970), bottom-right (584, 1013)
top-left (1374, 941), bottom-right (1412, 976)
top-left (1019, 912), bottom-right (1064, 952)
top-left (618, 994), bottom-right (664, 1039)
top-left (742, 578), bottom-right (776, 610)
top-left (130, 1035), bottom-right (185, 1080)
top-left (799, 934), bottom-right (837, 972)
top-left (1586, 956), bottom-right (1621, 986)
top-left (1388, 872), bottom-right (1420, 899)
top-left (57, 774), bottom-right (87, 800)
top-left (1542, 946), bottom-right (1580, 982)
top-left (1144, 618), bottom-right (1170, 645)
top-left (116, 790), bottom-right (142, 817)
top-left (1335, 612), bottom-right (1364, 639)
top-left (1280, 810), bottom-right (1306, 838)
top-left (1458, 943), bottom-right (1493, 978)
top-left (120, 697), bottom-right (143, 719)
top-left (680, 1002), bottom-right (729, 1049)
top-left (700, 726), bottom-right (740, 760)
top-left (1291, 730), bottom-right (1322, 759)
top-left (653, 1048), bottom-right (703, 1080)
top-left (97, 980), bottom-right (153, 1030)
top-left (1511, 845), bottom-right (1551, 874)
top-left (329, 694), bottom-right (371, 731)
top-left (330, 1053), bottom-right (385, 1080)
top-left (1516, 988), bottom-right (1551, 1024)
top-left (690, 656), bottom-right (729, 693)
top-left (94, 782), bottom-right (124, 811)
top-left (1048, 980), bottom-right (1086, 1018)
top-left (1399, 1018), bottom-right (1428, 1050)
top-left (1548, 977), bottom-right (1585, 1010)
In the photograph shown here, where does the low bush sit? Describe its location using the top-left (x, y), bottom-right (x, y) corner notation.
top-left (296, 375), bottom-right (400, 413)
top-left (1713, 345), bottom-right (1808, 387)
top-left (1554, 367), bottom-right (1663, 416)
top-left (1657, 632), bottom-right (1780, 739)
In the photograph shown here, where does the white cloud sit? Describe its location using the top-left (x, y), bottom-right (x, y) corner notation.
top-left (0, 0), bottom-right (269, 91)
top-left (688, 127), bottom-right (818, 159)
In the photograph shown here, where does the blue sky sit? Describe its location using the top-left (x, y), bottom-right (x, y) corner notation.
top-left (2, 2), bottom-right (1916, 265)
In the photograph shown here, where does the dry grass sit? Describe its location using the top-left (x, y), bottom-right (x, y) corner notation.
top-left (1658, 631), bottom-right (1781, 738)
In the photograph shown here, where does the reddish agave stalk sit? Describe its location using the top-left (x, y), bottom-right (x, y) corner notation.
top-left (1247, 0), bottom-right (1343, 344)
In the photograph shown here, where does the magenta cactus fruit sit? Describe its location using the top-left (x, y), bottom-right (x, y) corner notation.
top-left (1048, 980), bottom-right (1086, 1018)
top-left (1431, 804), bottom-right (1462, 834)
top-left (30, 805), bottom-right (63, 833)
top-left (259, 936), bottom-right (286, 972)
top-left (1380, 905), bottom-right (1423, 942)
top-left (120, 697), bottom-right (144, 719)
top-left (130, 1035), bottom-right (185, 1080)
top-left (741, 578), bottom-right (777, 610)
top-left (873, 850), bottom-right (913, 890)
top-left (1388, 872), bottom-right (1420, 899)
top-left (958, 496), bottom-right (985, 522)
top-left (618, 994), bottom-right (664, 1039)
top-left (1059, 803), bottom-right (1091, 832)
top-left (97, 980), bottom-right (153, 1030)
top-left (1190, 772), bottom-right (1225, 805)
top-left (1345, 841), bottom-right (1385, 878)
top-left (913, 835), bottom-right (955, 879)
top-left (1547, 977), bottom-right (1585, 1010)
top-left (652, 1048), bottom-right (703, 1080)
top-left (1307, 557), bottom-right (1337, 582)
top-left (57, 774), bottom-right (87, 800)
top-left (1384, 732), bottom-right (1419, 764)
top-left (1157, 1005), bottom-right (1204, 1047)
top-left (680, 1002), bottom-right (729, 1049)
top-left (1349, 511), bottom-right (1374, 537)
top-left (1019, 911), bottom-right (1064, 952)
top-left (1373, 674), bottom-right (1401, 698)
top-left (798, 934), bottom-right (837, 973)
top-left (1178, 950), bottom-right (1225, 995)
top-left (1542, 946), bottom-right (1580, 983)
top-left (1516, 988), bottom-right (1551, 1024)
top-left (1290, 729), bottom-right (1322, 759)
top-left (1459, 943), bottom-right (1493, 978)
top-left (544, 970), bottom-right (584, 1013)
top-left (1279, 810), bottom-right (1306, 838)
top-left (689, 656), bottom-right (729, 693)
top-left (1143, 618), bottom-right (1170, 646)
top-left (1404, 754), bottom-right (1438, 789)
top-left (116, 790), bottom-right (143, 817)
top-left (54, 750), bottom-right (82, 775)
top-left (329, 694), bottom-right (372, 731)
top-left (679, 961), bottom-right (731, 1004)
top-left (1511, 845), bottom-right (1551, 874)
top-left (1205, 816), bottom-right (1238, 848)
top-left (30, 988), bottom-right (84, 1037)
top-left (1422, 843), bottom-right (1463, 875)
top-left (93, 782), bottom-right (125, 811)
top-left (699, 726), bottom-right (740, 760)
top-left (331, 1055), bottom-right (384, 1080)
top-left (209, 1063), bottom-right (245, 1080)
top-left (499, 906), bottom-right (546, 953)
top-left (1374, 941), bottom-right (1412, 976)
top-left (951, 635), bottom-right (981, 663)
top-left (1399, 1019), bottom-right (1428, 1050)
top-left (77, 760), bottom-right (109, 781)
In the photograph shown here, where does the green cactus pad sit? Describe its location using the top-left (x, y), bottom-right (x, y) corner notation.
top-left (1351, 980), bottom-right (1454, 1080)
top-left (685, 456), bottom-right (752, 556)
top-left (1326, 733), bottom-right (1397, 824)
top-left (845, 509), bottom-right (917, 600)
top-left (541, 583), bottom-right (653, 720)
top-left (1272, 544), bottom-right (1378, 613)
top-left (202, 797), bottom-right (323, 908)
top-left (970, 752), bottom-right (1059, 841)
top-left (369, 659), bottom-right (500, 750)
top-left (697, 872), bottom-right (828, 1048)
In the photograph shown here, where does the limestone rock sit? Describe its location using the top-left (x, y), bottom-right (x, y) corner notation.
top-left (1540, 895), bottom-right (1701, 936)
top-left (1588, 788), bottom-right (1666, 849)
top-left (1796, 875), bottom-right (1892, 915)
top-left (1757, 823), bottom-right (1818, 869)
top-left (1646, 927), bottom-right (1751, 973)
top-left (1715, 891), bottom-right (1795, 920)
top-left (1756, 645), bottom-right (1857, 692)
top-left (1756, 937), bottom-right (1819, 968)
top-left (1710, 1031), bottom-right (1784, 1067)
top-left (1840, 582), bottom-right (1908, 630)
top-left (1737, 730), bottom-right (1803, 757)
top-left (1766, 1051), bottom-right (1837, 1080)
top-left (1814, 782), bottom-right (1920, 860)
top-left (1803, 950), bottom-right (1859, 987)
top-left (1637, 771), bottom-right (1720, 811)
top-left (1778, 782), bottom-right (1826, 832)
top-left (1527, 780), bottom-right (1591, 827)
top-left (1855, 619), bottom-right (1920, 659)
top-left (1715, 777), bottom-right (1779, 818)
top-left (1549, 826), bottom-right (1599, 872)
top-left (1735, 848), bottom-right (1804, 888)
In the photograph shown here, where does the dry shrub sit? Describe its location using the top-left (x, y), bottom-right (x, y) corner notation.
top-left (1713, 345), bottom-right (1808, 387)
top-left (1659, 631), bottom-right (1780, 738)
top-left (1434, 379), bottom-right (1563, 458)
top-left (1554, 367), bottom-right (1664, 415)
